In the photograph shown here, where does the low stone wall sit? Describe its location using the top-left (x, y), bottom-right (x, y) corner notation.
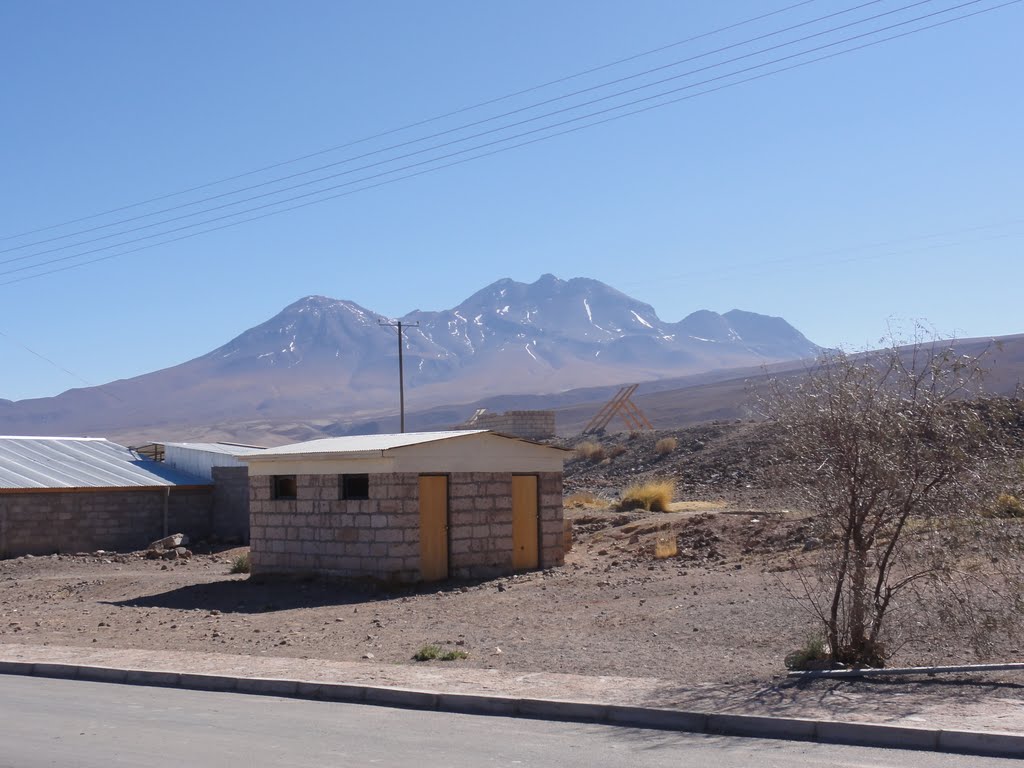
top-left (211, 466), bottom-right (250, 543)
top-left (465, 411), bottom-right (556, 440)
top-left (0, 487), bottom-right (214, 558)
top-left (249, 471), bottom-right (564, 582)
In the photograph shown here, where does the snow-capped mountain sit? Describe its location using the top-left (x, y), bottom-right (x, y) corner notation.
top-left (0, 275), bottom-right (819, 439)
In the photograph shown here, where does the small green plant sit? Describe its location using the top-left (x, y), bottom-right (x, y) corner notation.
top-left (413, 644), bottom-right (468, 662)
top-left (619, 480), bottom-right (674, 512)
top-left (229, 552), bottom-right (251, 574)
top-left (574, 441), bottom-right (606, 462)
top-left (784, 635), bottom-right (831, 670)
top-left (654, 437), bottom-right (677, 456)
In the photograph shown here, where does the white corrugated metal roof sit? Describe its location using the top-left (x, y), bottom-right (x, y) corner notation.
top-left (161, 442), bottom-right (267, 456)
top-left (243, 430), bottom-right (495, 459)
top-left (0, 436), bottom-right (212, 490)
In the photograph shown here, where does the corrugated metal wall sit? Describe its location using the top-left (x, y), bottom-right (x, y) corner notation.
top-left (164, 446), bottom-right (247, 481)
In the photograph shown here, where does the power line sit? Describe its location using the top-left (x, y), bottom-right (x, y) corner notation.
top-left (0, 328), bottom-right (95, 389)
top-left (0, 0), bottom-right (957, 271)
top-left (1, 0), bottom-right (1017, 287)
top-left (0, 0), bottom-right (891, 258)
top-left (1, 0), bottom-right (1010, 284)
top-left (623, 225), bottom-right (1024, 288)
top-left (0, 0), bottom-right (823, 245)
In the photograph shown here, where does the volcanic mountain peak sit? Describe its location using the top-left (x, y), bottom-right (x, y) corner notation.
top-left (0, 274), bottom-right (823, 441)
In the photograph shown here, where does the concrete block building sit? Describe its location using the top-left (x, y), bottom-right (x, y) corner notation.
top-left (0, 436), bottom-right (212, 557)
top-left (146, 441), bottom-right (266, 543)
top-left (243, 430), bottom-right (568, 582)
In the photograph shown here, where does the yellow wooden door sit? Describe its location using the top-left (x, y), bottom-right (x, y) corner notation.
top-left (419, 475), bottom-right (449, 581)
top-left (512, 475), bottom-right (539, 570)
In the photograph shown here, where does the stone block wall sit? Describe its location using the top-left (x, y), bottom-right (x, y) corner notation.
top-left (211, 466), bottom-right (250, 543)
top-left (464, 411), bottom-right (556, 440)
top-left (0, 487), bottom-right (214, 558)
top-left (249, 473), bottom-right (422, 582)
top-left (249, 470), bottom-right (564, 582)
top-left (538, 472), bottom-right (566, 569)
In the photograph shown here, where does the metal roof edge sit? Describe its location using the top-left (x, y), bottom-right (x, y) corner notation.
top-left (0, 435), bottom-right (109, 441)
top-left (240, 450), bottom-right (386, 462)
top-left (484, 431), bottom-right (573, 452)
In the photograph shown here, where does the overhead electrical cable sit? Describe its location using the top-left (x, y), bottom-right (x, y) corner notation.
top-left (0, 0), bottom-right (824, 244)
top-left (0, 0), bottom-right (891, 257)
top-left (0, 0), bottom-right (949, 267)
top-left (0, 0), bottom-right (1017, 287)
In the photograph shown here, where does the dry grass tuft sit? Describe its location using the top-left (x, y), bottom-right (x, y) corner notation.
top-left (654, 437), bottom-right (677, 456)
top-left (574, 441), bottom-right (606, 462)
top-left (619, 480), bottom-right (674, 512)
top-left (564, 491), bottom-right (605, 509)
top-left (993, 493), bottom-right (1024, 518)
top-left (653, 535), bottom-right (678, 559)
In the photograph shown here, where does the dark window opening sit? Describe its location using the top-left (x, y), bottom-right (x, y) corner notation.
top-left (272, 475), bottom-right (297, 500)
top-left (341, 473), bottom-right (370, 500)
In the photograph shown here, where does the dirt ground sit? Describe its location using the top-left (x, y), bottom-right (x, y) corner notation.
top-left (0, 503), bottom-right (1006, 681)
top-left (3, 423), bottom-right (1023, 725)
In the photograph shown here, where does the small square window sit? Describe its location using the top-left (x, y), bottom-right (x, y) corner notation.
top-left (272, 475), bottom-right (297, 500)
top-left (340, 474), bottom-right (370, 500)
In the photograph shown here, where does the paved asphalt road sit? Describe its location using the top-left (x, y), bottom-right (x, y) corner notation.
top-left (0, 676), bottom-right (1013, 767)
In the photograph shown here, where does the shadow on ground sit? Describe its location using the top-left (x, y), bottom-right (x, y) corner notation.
top-left (105, 575), bottom-right (498, 614)
top-left (641, 674), bottom-right (1024, 722)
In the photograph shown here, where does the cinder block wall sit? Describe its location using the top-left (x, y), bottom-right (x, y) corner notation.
top-left (249, 470), bottom-right (564, 582)
top-left (249, 473), bottom-right (422, 582)
top-left (469, 411), bottom-right (556, 440)
top-left (0, 488), bottom-right (214, 558)
top-left (211, 466), bottom-right (250, 543)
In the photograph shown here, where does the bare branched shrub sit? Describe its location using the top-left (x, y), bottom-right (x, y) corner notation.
top-left (762, 331), bottom-right (1024, 667)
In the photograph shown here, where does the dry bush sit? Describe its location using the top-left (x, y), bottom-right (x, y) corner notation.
top-left (619, 480), bottom-right (674, 512)
top-left (654, 437), bottom-right (677, 456)
top-left (608, 445), bottom-right (627, 459)
top-left (763, 329), bottom-right (1024, 667)
top-left (574, 441), bottom-right (605, 461)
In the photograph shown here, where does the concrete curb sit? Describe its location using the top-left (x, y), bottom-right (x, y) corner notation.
top-left (1, 660), bottom-right (1021, 759)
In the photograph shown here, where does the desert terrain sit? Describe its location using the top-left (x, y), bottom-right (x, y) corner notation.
top-left (2, 422), bottom-right (1020, 706)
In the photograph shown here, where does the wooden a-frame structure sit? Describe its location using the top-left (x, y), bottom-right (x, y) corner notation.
top-left (582, 384), bottom-right (653, 435)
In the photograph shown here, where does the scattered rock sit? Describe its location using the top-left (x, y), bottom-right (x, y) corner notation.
top-left (149, 533), bottom-right (189, 551)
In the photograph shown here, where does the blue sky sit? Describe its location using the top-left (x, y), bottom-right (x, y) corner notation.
top-left (1, 0), bottom-right (1021, 401)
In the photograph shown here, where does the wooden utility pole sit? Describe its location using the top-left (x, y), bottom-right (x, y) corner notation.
top-left (379, 320), bottom-right (419, 432)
